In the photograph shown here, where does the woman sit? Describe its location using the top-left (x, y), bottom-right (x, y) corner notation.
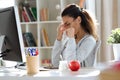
top-left (52, 4), bottom-right (98, 67)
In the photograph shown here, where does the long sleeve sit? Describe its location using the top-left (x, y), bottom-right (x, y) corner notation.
top-left (62, 38), bottom-right (77, 60)
top-left (52, 38), bottom-right (76, 67)
top-left (63, 37), bottom-right (96, 62)
top-left (51, 40), bottom-right (62, 67)
top-left (51, 32), bottom-right (70, 67)
top-left (76, 36), bottom-right (96, 63)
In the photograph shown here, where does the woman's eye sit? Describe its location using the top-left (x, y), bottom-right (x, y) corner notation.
top-left (65, 23), bottom-right (70, 26)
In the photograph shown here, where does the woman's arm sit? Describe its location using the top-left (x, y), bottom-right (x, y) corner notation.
top-left (52, 23), bottom-right (66, 67)
top-left (51, 40), bottom-right (62, 67)
top-left (62, 38), bottom-right (77, 61)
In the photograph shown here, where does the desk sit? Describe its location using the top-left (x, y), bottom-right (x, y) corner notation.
top-left (98, 61), bottom-right (120, 80)
top-left (0, 67), bottom-right (100, 80)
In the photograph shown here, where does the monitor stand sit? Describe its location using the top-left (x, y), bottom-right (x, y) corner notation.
top-left (0, 35), bottom-right (5, 51)
top-left (15, 62), bottom-right (26, 70)
top-left (0, 35), bottom-right (15, 68)
top-left (0, 59), bottom-right (26, 74)
top-left (0, 60), bottom-right (21, 74)
top-left (0, 35), bottom-right (5, 67)
top-left (0, 58), bottom-right (3, 66)
top-left (0, 59), bottom-right (17, 68)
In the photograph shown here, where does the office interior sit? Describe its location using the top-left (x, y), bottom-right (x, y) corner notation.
top-left (0, 0), bottom-right (120, 80)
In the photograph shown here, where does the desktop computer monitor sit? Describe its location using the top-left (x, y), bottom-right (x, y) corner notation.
top-left (0, 6), bottom-right (26, 62)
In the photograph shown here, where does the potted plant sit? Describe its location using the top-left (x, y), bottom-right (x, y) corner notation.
top-left (107, 28), bottom-right (120, 60)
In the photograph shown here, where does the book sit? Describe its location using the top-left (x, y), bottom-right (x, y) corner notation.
top-left (40, 8), bottom-right (48, 21)
top-left (18, 2), bottom-right (23, 22)
top-left (22, 33), bottom-right (28, 47)
top-left (23, 32), bottom-right (37, 47)
top-left (22, 10), bottom-right (29, 22)
top-left (22, 2), bottom-right (36, 22)
top-left (24, 6), bottom-right (36, 21)
top-left (29, 7), bottom-right (37, 20)
top-left (23, 7), bottom-right (31, 22)
top-left (41, 28), bottom-right (50, 46)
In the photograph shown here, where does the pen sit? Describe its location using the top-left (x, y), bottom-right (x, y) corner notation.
top-left (27, 48), bottom-right (38, 56)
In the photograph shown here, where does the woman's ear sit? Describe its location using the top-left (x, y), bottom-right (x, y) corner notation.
top-left (77, 16), bottom-right (81, 23)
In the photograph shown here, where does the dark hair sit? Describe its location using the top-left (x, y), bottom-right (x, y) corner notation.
top-left (61, 4), bottom-right (98, 40)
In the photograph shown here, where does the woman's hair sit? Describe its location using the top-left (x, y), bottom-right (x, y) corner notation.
top-left (61, 4), bottom-right (98, 41)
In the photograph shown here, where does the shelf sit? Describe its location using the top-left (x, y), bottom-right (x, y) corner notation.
top-left (24, 46), bottom-right (53, 49)
top-left (21, 21), bottom-right (61, 25)
top-left (38, 21), bottom-right (61, 24)
top-left (39, 46), bottom-right (53, 49)
top-left (21, 22), bottom-right (38, 25)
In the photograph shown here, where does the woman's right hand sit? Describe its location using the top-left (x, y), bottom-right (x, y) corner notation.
top-left (57, 23), bottom-right (66, 41)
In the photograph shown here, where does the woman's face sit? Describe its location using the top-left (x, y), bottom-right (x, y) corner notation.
top-left (62, 16), bottom-right (81, 35)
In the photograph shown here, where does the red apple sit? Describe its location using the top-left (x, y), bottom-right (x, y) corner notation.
top-left (68, 60), bottom-right (80, 71)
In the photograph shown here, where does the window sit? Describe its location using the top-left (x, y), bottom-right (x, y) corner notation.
top-left (85, 0), bottom-right (96, 16)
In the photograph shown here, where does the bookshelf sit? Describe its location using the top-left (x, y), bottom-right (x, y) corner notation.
top-left (15, 0), bottom-right (80, 66)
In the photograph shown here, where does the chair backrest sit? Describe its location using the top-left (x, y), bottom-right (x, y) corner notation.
top-left (93, 40), bottom-right (101, 66)
top-left (80, 40), bottom-right (101, 67)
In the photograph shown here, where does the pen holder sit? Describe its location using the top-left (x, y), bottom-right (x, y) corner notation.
top-left (26, 55), bottom-right (39, 75)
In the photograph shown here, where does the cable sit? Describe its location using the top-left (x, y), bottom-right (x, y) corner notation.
top-left (0, 49), bottom-right (10, 57)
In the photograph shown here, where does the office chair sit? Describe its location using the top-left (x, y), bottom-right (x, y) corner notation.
top-left (93, 40), bottom-right (101, 66)
top-left (80, 40), bottom-right (101, 67)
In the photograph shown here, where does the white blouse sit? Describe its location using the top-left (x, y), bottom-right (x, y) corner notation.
top-left (51, 34), bottom-right (96, 67)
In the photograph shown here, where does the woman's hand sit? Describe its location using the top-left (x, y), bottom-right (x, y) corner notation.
top-left (56, 23), bottom-right (75, 40)
top-left (66, 27), bottom-right (75, 38)
top-left (57, 23), bottom-right (66, 41)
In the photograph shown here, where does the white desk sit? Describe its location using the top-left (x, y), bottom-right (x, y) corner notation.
top-left (0, 67), bottom-right (100, 80)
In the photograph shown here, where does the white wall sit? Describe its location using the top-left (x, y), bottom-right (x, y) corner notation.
top-left (0, 0), bottom-right (15, 9)
top-left (86, 0), bottom-right (96, 16)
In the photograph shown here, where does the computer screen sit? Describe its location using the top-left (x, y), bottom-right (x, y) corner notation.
top-left (0, 6), bottom-right (26, 62)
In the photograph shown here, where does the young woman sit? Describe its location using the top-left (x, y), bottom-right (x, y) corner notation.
top-left (51, 4), bottom-right (98, 67)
